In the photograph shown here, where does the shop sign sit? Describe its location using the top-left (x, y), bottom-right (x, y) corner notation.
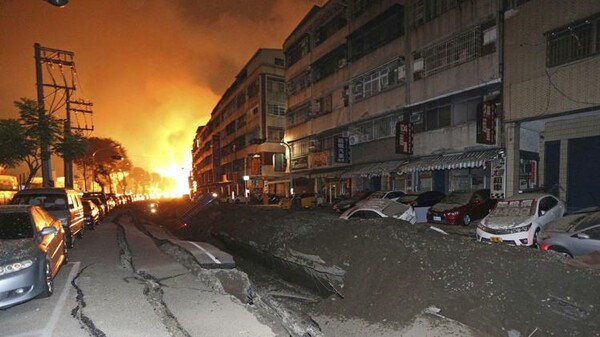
top-left (477, 102), bottom-right (496, 144)
top-left (395, 121), bottom-right (413, 154)
top-left (310, 152), bottom-right (328, 168)
top-left (291, 156), bottom-right (308, 170)
top-left (334, 136), bottom-right (350, 163)
top-left (249, 156), bottom-right (262, 175)
top-left (490, 158), bottom-right (505, 199)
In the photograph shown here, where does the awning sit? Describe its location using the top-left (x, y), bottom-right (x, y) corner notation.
top-left (341, 160), bottom-right (406, 178)
top-left (307, 166), bottom-right (349, 179)
top-left (399, 149), bottom-right (501, 173)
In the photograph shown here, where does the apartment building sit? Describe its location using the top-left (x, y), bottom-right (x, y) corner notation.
top-left (503, 0), bottom-right (600, 211)
top-left (191, 49), bottom-right (288, 199)
top-left (283, 0), bottom-right (503, 199)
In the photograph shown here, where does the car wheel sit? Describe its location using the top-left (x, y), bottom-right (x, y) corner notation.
top-left (550, 246), bottom-right (573, 258)
top-left (37, 259), bottom-right (54, 298)
top-left (66, 233), bottom-right (74, 249)
top-left (533, 228), bottom-right (541, 247)
top-left (462, 214), bottom-right (471, 226)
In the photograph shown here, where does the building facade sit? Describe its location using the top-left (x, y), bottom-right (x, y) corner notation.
top-left (503, 0), bottom-right (600, 211)
top-left (191, 49), bottom-right (288, 200)
top-left (283, 0), bottom-right (503, 200)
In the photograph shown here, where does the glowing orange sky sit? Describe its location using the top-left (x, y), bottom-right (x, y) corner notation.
top-left (0, 0), bottom-right (319, 191)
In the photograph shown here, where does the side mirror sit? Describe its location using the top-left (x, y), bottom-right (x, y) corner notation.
top-left (39, 226), bottom-right (58, 236)
top-left (576, 233), bottom-right (590, 240)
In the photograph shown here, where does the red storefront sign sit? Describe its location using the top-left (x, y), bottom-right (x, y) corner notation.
top-left (477, 102), bottom-right (496, 145)
top-left (395, 121), bottom-right (413, 155)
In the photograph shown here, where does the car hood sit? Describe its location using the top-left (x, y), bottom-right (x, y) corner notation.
top-left (430, 203), bottom-right (463, 212)
top-left (0, 240), bottom-right (38, 264)
top-left (481, 215), bottom-right (533, 229)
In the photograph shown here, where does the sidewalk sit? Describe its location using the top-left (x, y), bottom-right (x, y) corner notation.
top-left (2, 209), bottom-right (276, 337)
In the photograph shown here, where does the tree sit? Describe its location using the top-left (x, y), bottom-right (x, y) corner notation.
top-left (0, 119), bottom-right (36, 168)
top-left (74, 137), bottom-right (130, 192)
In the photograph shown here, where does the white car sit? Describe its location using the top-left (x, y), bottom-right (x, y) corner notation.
top-left (476, 193), bottom-right (565, 246)
top-left (340, 199), bottom-right (416, 224)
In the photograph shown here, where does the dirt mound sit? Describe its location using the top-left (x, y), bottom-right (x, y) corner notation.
top-left (171, 202), bottom-right (600, 337)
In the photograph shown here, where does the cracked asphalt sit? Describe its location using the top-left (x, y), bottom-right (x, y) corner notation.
top-left (0, 209), bottom-right (277, 337)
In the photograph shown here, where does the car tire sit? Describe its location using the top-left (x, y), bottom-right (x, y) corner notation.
top-left (550, 246), bottom-right (573, 258)
top-left (533, 228), bottom-right (541, 247)
top-left (462, 214), bottom-right (471, 226)
top-left (37, 259), bottom-right (54, 299)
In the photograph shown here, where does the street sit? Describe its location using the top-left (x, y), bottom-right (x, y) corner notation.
top-left (0, 209), bottom-right (277, 337)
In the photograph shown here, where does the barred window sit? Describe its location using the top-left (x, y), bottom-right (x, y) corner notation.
top-left (422, 27), bottom-right (481, 76)
top-left (286, 102), bottom-right (311, 128)
top-left (409, 0), bottom-right (457, 29)
top-left (267, 127), bottom-right (284, 142)
top-left (546, 15), bottom-right (600, 68)
top-left (287, 70), bottom-right (311, 96)
top-left (349, 4), bottom-right (404, 61)
top-left (268, 104), bottom-right (286, 116)
top-left (352, 58), bottom-right (405, 101)
top-left (285, 34), bottom-right (310, 67)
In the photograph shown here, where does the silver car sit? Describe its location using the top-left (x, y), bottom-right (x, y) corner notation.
top-left (538, 208), bottom-right (600, 257)
top-left (0, 205), bottom-right (67, 309)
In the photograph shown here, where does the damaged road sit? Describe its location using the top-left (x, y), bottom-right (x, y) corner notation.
top-left (0, 209), bottom-right (280, 337)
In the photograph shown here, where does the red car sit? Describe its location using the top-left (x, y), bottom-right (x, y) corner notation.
top-left (427, 189), bottom-right (496, 226)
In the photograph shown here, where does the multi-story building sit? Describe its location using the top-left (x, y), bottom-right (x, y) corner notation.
top-left (503, 0), bottom-right (600, 211)
top-left (283, 0), bottom-right (503, 199)
top-left (191, 49), bottom-right (288, 199)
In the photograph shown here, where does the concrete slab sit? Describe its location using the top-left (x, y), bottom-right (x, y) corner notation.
top-left (143, 223), bottom-right (174, 241)
top-left (120, 218), bottom-right (189, 279)
top-left (169, 239), bottom-right (236, 269)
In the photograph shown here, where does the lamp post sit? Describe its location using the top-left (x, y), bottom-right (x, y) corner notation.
top-left (280, 141), bottom-right (293, 197)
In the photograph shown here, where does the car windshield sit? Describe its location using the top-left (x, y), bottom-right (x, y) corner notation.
top-left (490, 199), bottom-right (535, 217)
top-left (398, 194), bottom-right (419, 203)
top-left (13, 194), bottom-right (68, 211)
top-left (441, 192), bottom-right (473, 205)
top-left (368, 191), bottom-right (386, 199)
top-left (0, 213), bottom-right (34, 240)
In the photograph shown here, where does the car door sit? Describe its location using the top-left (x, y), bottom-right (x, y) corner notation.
top-left (32, 208), bottom-right (61, 272)
top-left (470, 191), bottom-right (488, 219)
top-left (537, 196), bottom-right (560, 229)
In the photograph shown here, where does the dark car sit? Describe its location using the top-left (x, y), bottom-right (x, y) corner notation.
top-left (538, 208), bottom-right (600, 257)
top-left (82, 196), bottom-right (106, 219)
top-left (83, 192), bottom-right (110, 213)
top-left (427, 189), bottom-right (495, 226)
top-left (0, 205), bottom-right (67, 309)
top-left (398, 191), bottom-right (446, 223)
top-left (82, 200), bottom-right (100, 230)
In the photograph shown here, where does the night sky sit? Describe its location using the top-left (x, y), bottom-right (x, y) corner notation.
top-left (0, 0), bottom-right (318, 191)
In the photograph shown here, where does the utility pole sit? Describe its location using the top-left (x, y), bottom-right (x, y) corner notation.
top-left (65, 95), bottom-right (94, 188)
top-left (34, 43), bottom-right (93, 188)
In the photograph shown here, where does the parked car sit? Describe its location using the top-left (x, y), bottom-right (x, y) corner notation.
top-left (83, 192), bottom-right (110, 213)
top-left (537, 207), bottom-right (600, 257)
top-left (332, 191), bottom-right (374, 213)
top-left (364, 190), bottom-right (406, 203)
top-left (82, 196), bottom-right (106, 219)
top-left (476, 193), bottom-right (566, 246)
top-left (427, 189), bottom-right (495, 226)
top-left (11, 188), bottom-right (84, 248)
top-left (82, 200), bottom-right (100, 230)
top-left (340, 199), bottom-right (416, 223)
top-left (0, 205), bottom-right (67, 309)
top-left (398, 191), bottom-right (446, 223)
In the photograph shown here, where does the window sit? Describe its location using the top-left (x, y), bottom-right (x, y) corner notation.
top-left (247, 79), bottom-right (259, 98)
top-left (421, 27), bottom-right (481, 76)
top-left (409, 0), bottom-right (457, 28)
top-left (349, 5), bottom-right (404, 61)
top-left (267, 127), bottom-right (284, 142)
top-left (315, 12), bottom-right (347, 46)
top-left (312, 45), bottom-right (347, 82)
top-left (287, 70), bottom-right (311, 96)
top-left (546, 14), bottom-right (600, 68)
top-left (268, 104), bottom-right (285, 116)
top-left (352, 58), bottom-right (405, 101)
top-left (350, 210), bottom-right (382, 219)
top-left (452, 98), bottom-right (479, 125)
top-left (285, 34), bottom-right (310, 67)
top-left (584, 226), bottom-right (600, 240)
top-left (267, 78), bottom-right (285, 93)
top-left (349, 0), bottom-right (380, 19)
top-left (274, 58), bottom-right (284, 66)
top-left (425, 105), bottom-right (451, 131)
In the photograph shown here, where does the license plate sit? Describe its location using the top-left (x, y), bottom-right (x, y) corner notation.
top-left (490, 236), bottom-right (502, 243)
top-left (433, 216), bottom-right (442, 222)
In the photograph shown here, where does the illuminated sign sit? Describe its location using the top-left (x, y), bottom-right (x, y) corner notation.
top-left (334, 136), bottom-right (350, 163)
top-left (395, 121), bottom-right (413, 155)
top-left (477, 102), bottom-right (496, 144)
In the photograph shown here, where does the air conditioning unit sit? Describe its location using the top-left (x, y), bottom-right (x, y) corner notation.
top-left (349, 135), bottom-right (360, 145)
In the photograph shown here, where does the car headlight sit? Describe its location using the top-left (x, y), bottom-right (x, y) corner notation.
top-left (447, 211), bottom-right (460, 216)
top-left (0, 260), bottom-right (34, 276)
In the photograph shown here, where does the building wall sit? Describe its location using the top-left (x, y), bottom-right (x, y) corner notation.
top-left (503, 0), bottom-right (600, 121)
